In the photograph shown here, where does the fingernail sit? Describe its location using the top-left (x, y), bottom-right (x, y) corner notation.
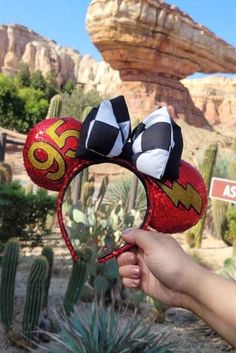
top-left (127, 255), bottom-right (135, 264)
top-left (131, 267), bottom-right (140, 277)
top-left (132, 279), bottom-right (140, 287)
top-left (122, 228), bottom-right (133, 235)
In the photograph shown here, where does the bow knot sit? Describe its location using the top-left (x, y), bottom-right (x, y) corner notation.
top-left (77, 96), bottom-right (183, 180)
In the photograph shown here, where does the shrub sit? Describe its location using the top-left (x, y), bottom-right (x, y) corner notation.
top-left (213, 156), bottom-right (229, 179)
top-left (0, 74), bottom-right (25, 130)
top-left (17, 87), bottom-right (48, 133)
top-left (0, 70), bottom-right (57, 133)
top-left (62, 80), bottom-right (75, 95)
top-left (0, 182), bottom-right (56, 244)
top-left (61, 87), bottom-right (102, 120)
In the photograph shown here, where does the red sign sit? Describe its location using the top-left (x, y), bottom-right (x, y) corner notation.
top-left (209, 177), bottom-right (236, 204)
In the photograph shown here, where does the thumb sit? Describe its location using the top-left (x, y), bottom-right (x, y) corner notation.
top-left (122, 228), bottom-right (159, 252)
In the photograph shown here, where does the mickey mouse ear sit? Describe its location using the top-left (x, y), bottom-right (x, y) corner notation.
top-left (23, 117), bottom-right (82, 191)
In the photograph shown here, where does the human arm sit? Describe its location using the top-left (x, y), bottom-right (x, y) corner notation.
top-left (117, 229), bottom-right (236, 347)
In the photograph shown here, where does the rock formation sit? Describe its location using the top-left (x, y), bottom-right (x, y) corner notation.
top-left (0, 23), bottom-right (236, 128)
top-left (86, 0), bottom-right (236, 126)
top-left (182, 77), bottom-right (236, 127)
top-left (0, 24), bottom-right (120, 92)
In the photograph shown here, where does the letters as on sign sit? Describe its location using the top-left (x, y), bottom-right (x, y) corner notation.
top-left (223, 185), bottom-right (236, 198)
top-left (209, 177), bottom-right (236, 204)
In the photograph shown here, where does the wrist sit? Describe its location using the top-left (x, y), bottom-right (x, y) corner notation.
top-left (181, 262), bottom-right (210, 313)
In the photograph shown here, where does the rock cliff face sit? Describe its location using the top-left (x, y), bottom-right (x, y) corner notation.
top-left (0, 24), bottom-right (235, 128)
top-left (87, 0), bottom-right (236, 79)
top-left (0, 24), bottom-right (120, 93)
top-left (182, 77), bottom-right (236, 127)
top-left (86, 0), bottom-right (236, 126)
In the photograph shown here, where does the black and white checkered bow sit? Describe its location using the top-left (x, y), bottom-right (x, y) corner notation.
top-left (77, 96), bottom-right (183, 180)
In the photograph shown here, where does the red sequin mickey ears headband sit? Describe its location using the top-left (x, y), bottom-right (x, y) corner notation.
top-left (23, 97), bottom-right (208, 263)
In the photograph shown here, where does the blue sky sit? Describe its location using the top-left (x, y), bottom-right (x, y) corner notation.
top-left (0, 0), bottom-right (235, 75)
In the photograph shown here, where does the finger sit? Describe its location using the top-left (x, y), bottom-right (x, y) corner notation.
top-left (117, 251), bottom-right (137, 266)
top-left (122, 229), bottom-right (161, 253)
top-left (123, 277), bottom-right (140, 288)
top-left (119, 265), bottom-right (141, 279)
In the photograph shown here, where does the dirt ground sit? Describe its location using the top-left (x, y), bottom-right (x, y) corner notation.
top-left (0, 229), bottom-right (235, 353)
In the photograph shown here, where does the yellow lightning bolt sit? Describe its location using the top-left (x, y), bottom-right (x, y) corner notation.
top-left (157, 181), bottom-right (203, 214)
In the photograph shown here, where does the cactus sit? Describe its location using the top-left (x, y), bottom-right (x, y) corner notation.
top-left (81, 167), bottom-right (89, 183)
top-left (41, 247), bottom-right (54, 309)
top-left (0, 238), bottom-right (20, 330)
top-left (0, 162), bottom-right (12, 184)
top-left (46, 94), bottom-right (62, 118)
top-left (0, 240), bottom-right (90, 342)
top-left (94, 274), bottom-right (109, 295)
top-left (81, 178), bottom-right (95, 207)
top-left (228, 159), bottom-right (236, 180)
top-left (24, 182), bottom-right (33, 195)
top-left (45, 212), bottom-right (56, 232)
top-left (0, 167), bottom-right (7, 184)
top-left (211, 199), bottom-right (229, 241)
top-left (63, 259), bottom-right (88, 316)
top-left (103, 259), bottom-right (119, 280)
top-left (95, 175), bottom-right (109, 211)
top-left (88, 259), bottom-right (119, 299)
top-left (232, 138), bottom-right (236, 154)
top-left (22, 256), bottom-right (48, 340)
top-left (187, 143), bottom-right (218, 248)
top-left (81, 106), bottom-right (93, 121)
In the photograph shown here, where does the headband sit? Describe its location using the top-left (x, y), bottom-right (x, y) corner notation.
top-left (23, 96), bottom-right (208, 263)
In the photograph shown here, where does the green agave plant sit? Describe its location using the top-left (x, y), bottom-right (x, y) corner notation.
top-left (47, 302), bottom-right (175, 353)
top-left (105, 176), bottom-right (147, 213)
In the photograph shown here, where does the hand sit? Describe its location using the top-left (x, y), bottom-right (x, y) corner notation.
top-left (117, 229), bottom-right (200, 307)
top-left (118, 229), bottom-right (236, 347)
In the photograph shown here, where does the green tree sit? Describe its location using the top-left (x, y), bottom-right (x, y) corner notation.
top-left (30, 70), bottom-right (47, 91)
top-left (44, 70), bottom-right (58, 99)
top-left (62, 79), bottom-right (75, 95)
top-left (61, 87), bottom-right (102, 120)
top-left (18, 87), bottom-right (48, 133)
top-left (0, 74), bottom-right (24, 129)
top-left (14, 63), bottom-right (30, 87)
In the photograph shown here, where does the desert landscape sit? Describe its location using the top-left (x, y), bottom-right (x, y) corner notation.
top-left (0, 0), bottom-right (236, 352)
top-left (0, 137), bottom-right (235, 352)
